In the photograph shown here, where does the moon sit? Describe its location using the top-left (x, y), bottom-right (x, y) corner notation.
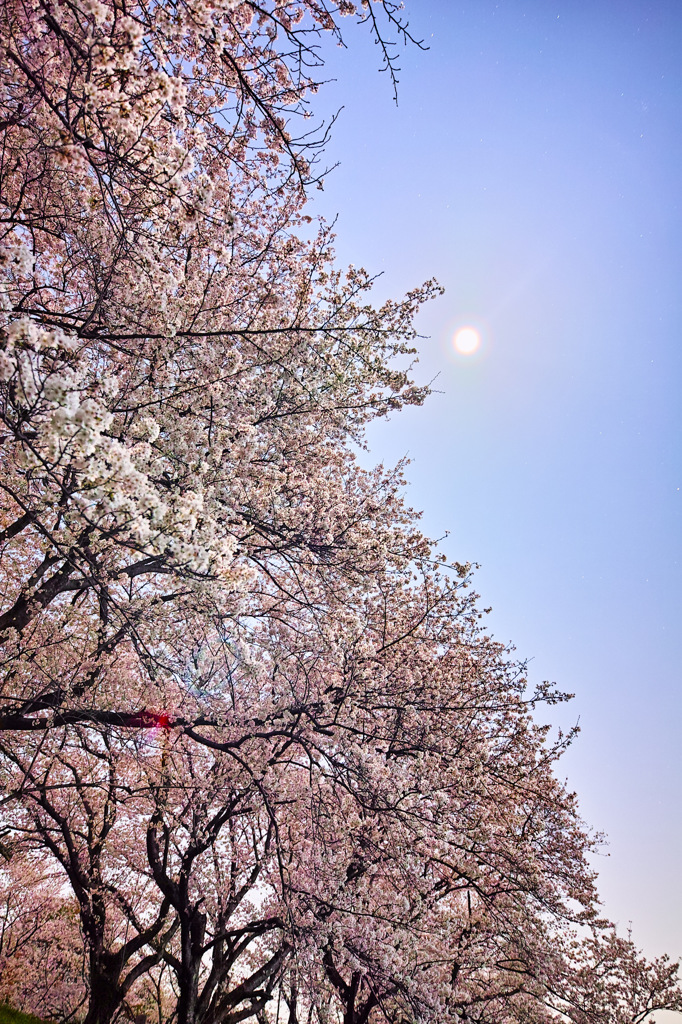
top-left (453, 326), bottom-right (481, 355)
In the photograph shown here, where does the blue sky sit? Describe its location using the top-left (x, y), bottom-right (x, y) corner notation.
top-left (308, 0), bottom-right (682, 982)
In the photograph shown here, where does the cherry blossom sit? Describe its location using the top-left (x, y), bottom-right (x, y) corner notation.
top-left (1, 4), bottom-right (680, 1024)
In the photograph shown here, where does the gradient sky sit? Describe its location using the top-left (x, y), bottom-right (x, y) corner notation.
top-left (307, 0), bottom-right (682, 995)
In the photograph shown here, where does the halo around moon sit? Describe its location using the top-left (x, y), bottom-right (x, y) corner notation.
top-left (453, 326), bottom-right (481, 355)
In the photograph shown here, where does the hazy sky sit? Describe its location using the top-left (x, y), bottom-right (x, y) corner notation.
top-left (308, 0), bottom-right (682, 990)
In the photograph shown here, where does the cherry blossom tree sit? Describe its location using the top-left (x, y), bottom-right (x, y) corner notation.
top-left (0, 847), bottom-right (87, 1019)
top-left (0, 726), bottom-right (177, 1024)
top-left (142, 732), bottom-right (290, 1024)
top-left (1, 3), bottom-right (681, 1024)
top-left (2, 568), bottom-right (682, 1024)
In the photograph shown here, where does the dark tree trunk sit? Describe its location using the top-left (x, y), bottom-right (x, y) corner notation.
top-left (79, 891), bottom-right (173, 1024)
top-left (81, 900), bottom-right (124, 1024)
top-left (83, 966), bottom-right (123, 1024)
top-left (176, 909), bottom-right (207, 1024)
top-left (323, 952), bottom-right (379, 1024)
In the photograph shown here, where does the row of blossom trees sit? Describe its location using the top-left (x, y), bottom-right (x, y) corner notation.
top-left (1, 2), bottom-right (680, 1023)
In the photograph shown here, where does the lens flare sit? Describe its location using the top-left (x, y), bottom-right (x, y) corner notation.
top-left (453, 327), bottom-right (480, 355)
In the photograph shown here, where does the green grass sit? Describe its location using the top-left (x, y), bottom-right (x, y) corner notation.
top-left (0, 1006), bottom-right (51, 1024)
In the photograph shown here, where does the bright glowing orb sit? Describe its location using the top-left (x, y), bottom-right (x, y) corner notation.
top-left (453, 327), bottom-right (480, 355)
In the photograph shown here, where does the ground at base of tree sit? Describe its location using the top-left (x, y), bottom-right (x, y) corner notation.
top-left (0, 1006), bottom-right (50, 1024)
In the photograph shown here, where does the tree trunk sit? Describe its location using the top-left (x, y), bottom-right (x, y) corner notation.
top-left (83, 962), bottom-right (123, 1024)
top-left (176, 909), bottom-right (207, 1024)
top-left (80, 896), bottom-right (126, 1024)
